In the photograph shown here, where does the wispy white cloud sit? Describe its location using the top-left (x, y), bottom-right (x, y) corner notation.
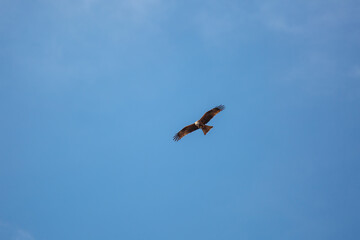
top-left (193, 1), bottom-right (360, 98)
top-left (43, 0), bottom-right (167, 23)
top-left (196, 11), bottom-right (237, 40)
top-left (258, 0), bottom-right (360, 36)
top-left (124, 0), bottom-right (163, 19)
top-left (0, 221), bottom-right (34, 240)
top-left (349, 65), bottom-right (360, 79)
top-left (194, 0), bottom-right (360, 40)
top-left (261, 15), bottom-right (302, 34)
top-left (257, 1), bottom-right (304, 34)
top-left (280, 52), bottom-right (360, 99)
top-left (194, 2), bottom-right (259, 45)
top-left (13, 230), bottom-right (34, 240)
top-left (79, 0), bottom-right (99, 11)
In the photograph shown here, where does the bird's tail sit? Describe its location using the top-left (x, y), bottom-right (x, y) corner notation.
top-left (202, 125), bottom-right (213, 135)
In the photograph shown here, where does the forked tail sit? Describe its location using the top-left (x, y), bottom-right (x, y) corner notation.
top-left (202, 125), bottom-right (213, 135)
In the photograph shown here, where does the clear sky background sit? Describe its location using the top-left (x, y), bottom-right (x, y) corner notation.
top-left (1, 0), bottom-right (360, 240)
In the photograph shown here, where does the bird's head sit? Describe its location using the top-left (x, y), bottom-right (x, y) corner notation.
top-left (195, 121), bottom-right (201, 128)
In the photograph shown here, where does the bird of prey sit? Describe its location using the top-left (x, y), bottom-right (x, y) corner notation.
top-left (173, 105), bottom-right (225, 141)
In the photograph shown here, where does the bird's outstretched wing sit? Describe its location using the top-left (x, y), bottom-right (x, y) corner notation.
top-left (199, 105), bottom-right (225, 124)
top-left (173, 123), bottom-right (199, 141)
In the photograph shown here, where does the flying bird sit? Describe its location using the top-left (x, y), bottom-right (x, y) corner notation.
top-left (173, 105), bottom-right (225, 141)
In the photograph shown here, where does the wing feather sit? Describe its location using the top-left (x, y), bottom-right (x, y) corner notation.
top-left (199, 105), bottom-right (225, 124)
top-left (173, 123), bottom-right (199, 141)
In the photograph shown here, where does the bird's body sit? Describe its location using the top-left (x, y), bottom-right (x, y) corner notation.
top-left (173, 105), bottom-right (225, 141)
top-left (195, 120), bottom-right (213, 135)
top-left (194, 120), bottom-right (205, 129)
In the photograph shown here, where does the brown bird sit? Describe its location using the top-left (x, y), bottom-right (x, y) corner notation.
top-left (173, 105), bottom-right (225, 141)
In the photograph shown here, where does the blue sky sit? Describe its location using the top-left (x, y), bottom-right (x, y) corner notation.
top-left (1, 0), bottom-right (360, 239)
